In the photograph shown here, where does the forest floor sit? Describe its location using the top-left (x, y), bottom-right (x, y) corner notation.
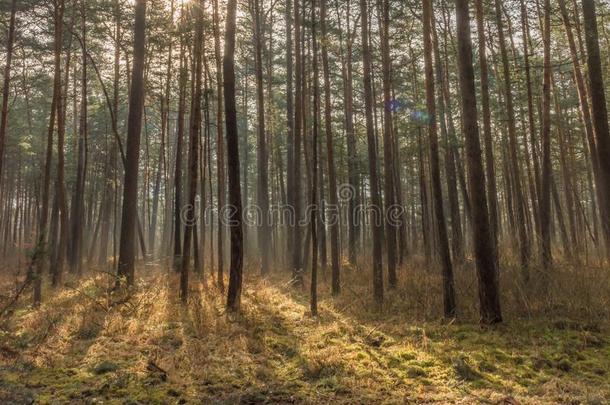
top-left (1, 261), bottom-right (610, 404)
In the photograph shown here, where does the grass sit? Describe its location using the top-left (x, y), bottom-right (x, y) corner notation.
top-left (1, 258), bottom-right (609, 404)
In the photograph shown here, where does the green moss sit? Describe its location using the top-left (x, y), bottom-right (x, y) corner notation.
top-left (453, 355), bottom-right (482, 381)
top-left (265, 334), bottom-right (298, 358)
top-left (555, 357), bottom-right (573, 372)
top-left (478, 359), bottom-right (497, 373)
top-left (396, 349), bottom-right (417, 361)
top-left (91, 361), bottom-right (119, 375)
top-left (406, 366), bottom-right (427, 378)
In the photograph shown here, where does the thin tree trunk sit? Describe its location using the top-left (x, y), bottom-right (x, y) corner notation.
top-left (423, 0), bottom-right (456, 318)
top-left (173, 6), bottom-right (187, 270)
top-left (181, 0), bottom-right (204, 302)
top-left (212, 0), bottom-right (225, 288)
top-left (291, 0), bottom-right (304, 286)
top-left (361, 0), bottom-right (383, 304)
top-left (321, 0), bottom-right (340, 294)
top-left (69, 1), bottom-right (88, 276)
top-left (475, 0), bottom-right (498, 246)
top-left (224, 0), bottom-right (244, 311)
top-left (253, 0), bottom-right (271, 276)
top-left (539, 0), bottom-right (553, 269)
top-left (494, 0), bottom-right (529, 272)
top-left (378, 0), bottom-right (397, 287)
top-left (310, 0), bottom-right (319, 316)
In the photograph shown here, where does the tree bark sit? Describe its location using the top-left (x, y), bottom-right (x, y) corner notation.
top-left (0, 0), bottom-right (18, 183)
top-left (321, 0), bottom-right (339, 295)
top-left (213, 0), bottom-right (226, 288)
top-left (360, 0), bottom-right (383, 304)
top-left (456, 0), bottom-right (502, 324)
top-left (539, 0), bottom-right (553, 269)
top-left (117, 0), bottom-right (147, 286)
top-left (253, 0), bottom-right (271, 276)
top-left (224, 0), bottom-right (244, 311)
top-left (475, 0), bottom-right (498, 247)
top-left (494, 0), bottom-right (529, 271)
top-left (423, 0), bottom-right (456, 318)
top-left (582, 0), bottom-right (610, 256)
top-left (181, 0), bottom-right (204, 302)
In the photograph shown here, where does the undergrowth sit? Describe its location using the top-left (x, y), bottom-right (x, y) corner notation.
top-left (0, 259), bottom-right (609, 404)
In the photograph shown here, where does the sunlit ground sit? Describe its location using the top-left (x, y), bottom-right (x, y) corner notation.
top-left (1, 258), bottom-right (609, 403)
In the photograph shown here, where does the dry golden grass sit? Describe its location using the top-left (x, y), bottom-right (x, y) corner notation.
top-left (0, 257), bottom-right (609, 404)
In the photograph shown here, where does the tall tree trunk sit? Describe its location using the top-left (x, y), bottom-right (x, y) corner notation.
top-left (582, 0), bottom-right (610, 256)
top-left (494, 0), bottom-right (529, 272)
top-left (0, 0), bottom-right (17, 183)
top-left (173, 6), bottom-right (187, 270)
top-left (285, 0), bottom-right (295, 270)
top-left (224, 0), bottom-right (244, 311)
top-left (181, 0), bottom-right (204, 302)
top-left (433, 14), bottom-right (463, 264)
top-left (455, 0), bottom-right (502, 324)
top-left (378, 0), bottom-right (397, 287)
top-left (53, 2), bottom-right (72, 287)
top-left (253, 0), bottom-right (271, 276)
top-left (321, 0), bottom-right (339, 295)
top-left (98, 0), bottom-right (120, 266)
top-left (423, 0), bottom-right (456, 318)
top-left (117, 0), bottom-right (147, 286)
top-left (213, 0), bottom-right (226, 289)
top-left (337, 1), bottom-right (359, 266)
top-left (360, 0), bottom-right (383, 304)
top-left (519, 0), bottom-right (541, 242)
top-left (291, 0), bottom-right (304, 286)
top-left (33, 0), bottom-right (63, 304)
top-left (475, 0), bottom-right (498, 246)
top-left (539, 0), bottom-right (553, 269)
top-left (310, 0), bottom-right (319, 315)
top-left (69, 0), bottom-right (88, 276)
